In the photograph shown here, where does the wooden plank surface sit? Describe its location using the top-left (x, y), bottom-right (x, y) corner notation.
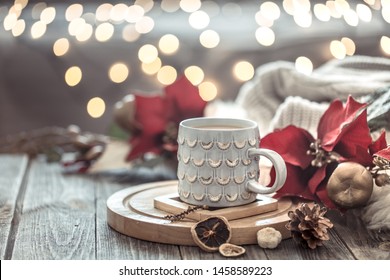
top-left (95, 178), bottom-right (182, 259)
top-left (0, 155), bottom-right (28, 260)
top-left (1, 154), bottom-right (388, 260)
top-left (263, 229), bottom-right (355, 260)
top-left (10, 158), bottom-right (96, 260)
top-left (329, 211), bottom-right (390, 260)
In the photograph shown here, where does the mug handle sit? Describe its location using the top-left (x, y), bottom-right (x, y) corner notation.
top-left (246, 148), bottom-right (287, 195)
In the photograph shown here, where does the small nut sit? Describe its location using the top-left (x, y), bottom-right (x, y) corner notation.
top-left (257, 227), bottom-right (282, 249)
top-left (219, 243), bottom-right (246, 257)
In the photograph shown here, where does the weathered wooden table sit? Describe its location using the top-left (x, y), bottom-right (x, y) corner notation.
top-left (1, 154), bottom-right (389, 260)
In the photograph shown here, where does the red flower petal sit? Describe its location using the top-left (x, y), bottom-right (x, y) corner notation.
top-left (261, 125), bottom-right (314, 168)
top-left (375, 146), bottom-right (390, 161)
top-left (318, 96), bottom-right (367, 150)
top-left (308, 165), bottom-right (327, 194)
top-left (126, 94), bottom-right (167, 161)
top-left (315, 182), bottom-right (339, 210)
top-left (332, 110), bottom-right (373, 164)
top-left (370, 131), bottom-right (388, 155)
top-left (134, 93), bottom-right (167, 135)
top-left (272, 164), bottom-right (316, 201)
top-left (164, 75), bottom-right (207, 123)
top-left (127, 135), bottom-right (162, 161)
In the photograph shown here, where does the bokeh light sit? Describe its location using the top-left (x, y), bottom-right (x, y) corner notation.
top-left (9, 5), bottom-right (23, 18)
top-left (95, 3), bottom-right (112, 22)
top-left (314, 3), bottom-right (331, 22)
top-left (294, 12), bottom-right (312, 28)
top-left (295, 56), bottom-right (313, 75)
top-left (3, 13), bottom-right (18, 31)
top-left (161, 0), bottom-right (180, 13)
top-left (122, 24), bottom-right (141, 42)
top-left (76, 23), bottom-right (93, 42)
top-left (40, 7), bottom-right (56, 24)
top-left (326, 1), bottom-right (342, 18)
top-left (198, 81), bottom-right (218, 101)
top-left (95, 22), bottom-right (114, 42)
top-left (180, 0), bottom-right (201, 13)
top-left (335, 0), bottom-right (350, 14)
top-left (11, 19), bottom-right (25, 37)
top-left (330, 40), bottom-right (347, 59)
top-left (138, 44), bottom-right (158, 63)
top-left (135, 16), bottom-right (154, 33)
top-left (135, 0), bottom-right (154, 13)
top-left (233, 61), bottom-right (255, 82)
top-left (68, 18), bottom-right (86, 36)
top-left (157, 65), bottom-right (177, 85)
top-left (32, 3), bottom-right (47, 20)
top-left (53, 38), bottom-right (70, 56)
top-left (14, 0), bottom-right (28, 10)
top-left (87, 97), bottom-right (106, 118)
top-left (184, 65), bottom-right (204, 85)
top-left (382, 6), bottom-right (390, 23)
top-left (255, 11), bottom-right (274, 27)
top-left (255, 26), bottom-right (275, 46)
top-left (65, 66), bottom-right (82, 87)
top-left (141, 57), bottom-right (162, 75)
top-left (283, 0), bottom-right (295, 15)
top-left (31, 21), bottom-right (47, 39)
top-left (199, 30), bottom-right (220, 48)
top-left (110, 3), bottom-right (128, 22)
top-left (344, 9), bottom-right (359, 26)
top-left (260, 2), bottom-right (281, 20)
top-left (189, 10), bottom-right (210, 29)
top-left (159, 34), bottom-right (180, 55)
top-left (356, 4), bottom-right (372, 22)
top-left (109, 63), bottom-right (130, 83)
top-left (65, 4), bottom-right (83, 21)
top-left (126, 5), bottom-right (145, 22)
top-left (381, 36), bottom-right (390, 55)
top-left (341, 37), bottom-right (356, 56)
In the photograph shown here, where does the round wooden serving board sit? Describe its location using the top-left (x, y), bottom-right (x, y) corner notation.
top-left (107, 180), bottom-right (299, 245)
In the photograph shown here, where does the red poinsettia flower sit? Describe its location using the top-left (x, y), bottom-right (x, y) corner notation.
top-left (261, 96), bottom-right (387, 209)
top-left (127, 75), bottom-right (207, 161)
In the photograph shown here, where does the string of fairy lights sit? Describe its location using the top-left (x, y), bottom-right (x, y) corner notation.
top-left (1, 0), bottom-right (390, 119)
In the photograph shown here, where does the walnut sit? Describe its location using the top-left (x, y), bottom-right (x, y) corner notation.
top-left (257, 227), bottom-right (282, 249)
top-left (191, 216), bottom-right (231, 252)
top-left (219, 243), bottom-right (246, 257)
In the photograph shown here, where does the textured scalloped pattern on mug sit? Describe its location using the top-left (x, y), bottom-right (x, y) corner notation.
top-left (177, 135), bottom-right (259, 203)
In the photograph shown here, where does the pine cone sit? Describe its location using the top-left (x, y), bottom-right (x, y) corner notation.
top-left (286, 203), bottom-right (333, 249)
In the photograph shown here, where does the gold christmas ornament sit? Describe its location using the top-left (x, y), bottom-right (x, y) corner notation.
top-left (286, 203), bottom-right (333, 249)
top-left (327, 162), bottom-right (373, 208)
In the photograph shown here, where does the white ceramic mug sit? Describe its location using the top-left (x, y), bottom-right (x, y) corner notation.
top-left (177, 117), bottom-right (287, 207)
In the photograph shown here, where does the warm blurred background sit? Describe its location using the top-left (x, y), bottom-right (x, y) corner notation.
top-left (1, 0), bottom-right (390, 137)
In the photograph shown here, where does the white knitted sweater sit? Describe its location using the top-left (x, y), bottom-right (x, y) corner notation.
top-left (236, 55), bottom-right (390, 135)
